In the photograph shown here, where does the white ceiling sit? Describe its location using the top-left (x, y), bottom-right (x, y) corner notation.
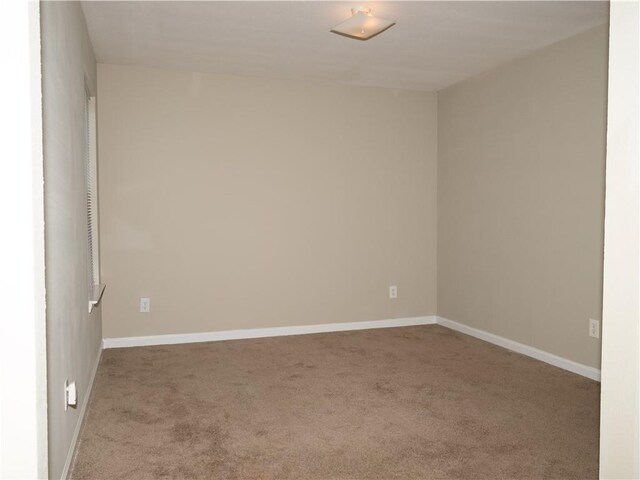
top-left (81, 1), bottom-right (609, 92)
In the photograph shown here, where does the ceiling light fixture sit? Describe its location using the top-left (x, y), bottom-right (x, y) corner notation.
top-left (330, 7), bottom-right (395, 41)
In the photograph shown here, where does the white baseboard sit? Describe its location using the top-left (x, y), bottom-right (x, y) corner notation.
top-left (436, 316), bottom-right (601, 382)
top-left (102, 316), bottom-right (437, 349)
top-left (102, 315), bottom-right (599, 382)
top-left (60, 342), bottom-right (103, 480)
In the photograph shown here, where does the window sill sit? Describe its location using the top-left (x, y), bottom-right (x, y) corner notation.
top-left (88, 283), bottom-right (106, 313)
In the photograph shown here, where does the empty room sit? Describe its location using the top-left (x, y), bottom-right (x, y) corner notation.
top-left (1, 1), bottom-right (639, 479)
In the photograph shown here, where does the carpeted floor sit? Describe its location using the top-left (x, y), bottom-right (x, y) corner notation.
top-left (70, 325), bottom-right (600, 479)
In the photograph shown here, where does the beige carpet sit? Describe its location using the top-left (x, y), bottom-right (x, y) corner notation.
top-left (71, 325), bottom-right (599, 479)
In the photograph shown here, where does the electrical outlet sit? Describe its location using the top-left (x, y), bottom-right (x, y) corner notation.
top-left (589, 319), bottom-right (600, 339)
top-left (389, 285), bottom-right (397, 299)
top-left (140, 297), bottom-right (150, 313)
top-left (64, 379), bottom-right (77, 411)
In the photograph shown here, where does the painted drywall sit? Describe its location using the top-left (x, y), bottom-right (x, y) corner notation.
top-left (599, 2), bottom-right (639, 477)
top-left (81, 1), bottom-right (609, 92)
top-left (0, 2), bottom-right (47, 477)
top-left (98, 64), bottom-right (437, 339)
top-left (40, 3), bottom-right (102, 478)
top-left (437, 25), bottom-right (608, 369)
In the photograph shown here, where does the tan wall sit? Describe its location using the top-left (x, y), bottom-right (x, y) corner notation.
top-left (98, 64), bottom-right (438, 339)
top-left (437, 25), bottom-right (608, 369)
top-left (40, 2), bottom-right (102, 478)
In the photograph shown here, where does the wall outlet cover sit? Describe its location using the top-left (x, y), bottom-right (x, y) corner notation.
top-left (140, 297), bottom-right (151, 313)
top-left (589, 318), bottom-right (600, 339)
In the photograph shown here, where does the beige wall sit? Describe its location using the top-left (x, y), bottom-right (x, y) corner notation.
top-left (98, 64), bottom-right (438, 339)
top-left (437, 25), bottom-right (608, 369)
top-left (599, 2), bottom-right (639, 477)
top-left (41, 3), bottom-right (102, 478)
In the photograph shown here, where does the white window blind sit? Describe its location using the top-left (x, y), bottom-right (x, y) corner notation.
top-left (84, 91), bottom-right (100, 294)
